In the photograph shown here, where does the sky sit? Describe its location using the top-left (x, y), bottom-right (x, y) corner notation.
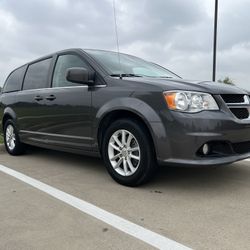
top-left (0, 0), bottom-right (250, 90)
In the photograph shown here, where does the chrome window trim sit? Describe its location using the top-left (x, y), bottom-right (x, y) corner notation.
top-left (94, 84), bottom-right (107, 88)
top-left (17, 85), bottom-right (88, 93)
top-left (16, 84), bottom-right (106, 93)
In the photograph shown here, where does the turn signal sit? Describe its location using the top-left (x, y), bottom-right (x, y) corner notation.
top-left (164, 92), bottom-right (176, 110)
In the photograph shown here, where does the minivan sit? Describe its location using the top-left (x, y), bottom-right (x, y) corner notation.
top-left (1, 48), bottom-right (250, 186)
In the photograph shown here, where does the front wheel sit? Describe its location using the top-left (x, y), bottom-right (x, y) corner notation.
top-left (102, 119), bottom-right (157, 186)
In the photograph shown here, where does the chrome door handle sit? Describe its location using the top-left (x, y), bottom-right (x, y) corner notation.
top-left (34, 95), bottom-right (43, 101)
top-left (46, 95), bottom-right (56, 101)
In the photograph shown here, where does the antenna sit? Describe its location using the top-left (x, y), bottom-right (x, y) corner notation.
top-left (112, 0), bottom-right (123, 79)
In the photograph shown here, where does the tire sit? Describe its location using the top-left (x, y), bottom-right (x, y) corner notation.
top-left (3, 119), bottom-right (25, 155)
top-left (102, 119), bottom-right (157, 186)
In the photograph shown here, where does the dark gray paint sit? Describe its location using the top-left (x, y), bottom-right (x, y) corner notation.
top-left (1, 48), bottom-right (250, 166)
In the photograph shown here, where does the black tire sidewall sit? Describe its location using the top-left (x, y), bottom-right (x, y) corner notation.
top-left (102, 119), bottom-right (155, 186)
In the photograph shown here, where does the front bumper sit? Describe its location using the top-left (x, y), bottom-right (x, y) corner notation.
top-left (154, 109), bottom-right (250, 166)
top-left (160, 153), bottom-right (250, 166)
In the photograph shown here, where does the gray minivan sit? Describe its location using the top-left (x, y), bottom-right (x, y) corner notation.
top-left (1, 48), bottom-right (250, 186)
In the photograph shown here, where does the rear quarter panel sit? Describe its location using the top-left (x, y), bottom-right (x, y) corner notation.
top-left (0, 92), bottom-right (18, 134)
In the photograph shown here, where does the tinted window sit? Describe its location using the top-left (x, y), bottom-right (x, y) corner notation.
top-left (23, 58), bottom-right (52, 90)
top-left (3, 66), bottom-right (26, 93)
top-left (52, 54), bottom-right (89, 87)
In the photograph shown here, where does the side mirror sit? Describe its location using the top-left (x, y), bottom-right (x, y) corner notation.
top-left (66, 67), bottom-right (94, 85)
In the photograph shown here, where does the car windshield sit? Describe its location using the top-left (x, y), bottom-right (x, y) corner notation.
top-left (85, 49), bottom-right (180, 79)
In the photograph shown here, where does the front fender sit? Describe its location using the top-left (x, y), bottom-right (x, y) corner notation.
top-left (94, 97), bottom-right (168, 157)
top-left (96, 97), bottom-right (162, 123)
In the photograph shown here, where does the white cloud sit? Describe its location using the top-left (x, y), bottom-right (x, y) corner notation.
top-left (0, 0), bottom-right (250, 90)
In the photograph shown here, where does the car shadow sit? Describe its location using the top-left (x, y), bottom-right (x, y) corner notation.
top-left (145, 163), bottom-right (248, 193)
top-left (2, 145), bottom-right (249, 193)
top-left (25, 145), bottom-right (104, 170)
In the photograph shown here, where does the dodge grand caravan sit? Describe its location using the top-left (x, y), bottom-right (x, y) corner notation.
top-left (1, 48), bottom-right (250, 186)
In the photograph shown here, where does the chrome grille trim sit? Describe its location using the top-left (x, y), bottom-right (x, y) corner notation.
top-left (226, 95), bottom-right (250, 106)
top-left (221, 94), bottom-right (250, 120)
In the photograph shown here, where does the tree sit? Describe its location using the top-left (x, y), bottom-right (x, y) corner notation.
top-left (218, 77), bottom-right (234, 85)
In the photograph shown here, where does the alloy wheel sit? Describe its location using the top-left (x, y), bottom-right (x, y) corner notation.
top-left (5, 124), bottom-right (16, 151)
top-left (108, 129), bottom-right (141, 176)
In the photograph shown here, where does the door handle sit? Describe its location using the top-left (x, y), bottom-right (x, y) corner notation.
top-left (46, 95), bottom-right (56, 101)
top-left (34, 95), bottom-right (43, 101)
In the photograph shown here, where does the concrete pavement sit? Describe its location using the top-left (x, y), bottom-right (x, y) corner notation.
top-left (0, 145), bottom-right (249, 249)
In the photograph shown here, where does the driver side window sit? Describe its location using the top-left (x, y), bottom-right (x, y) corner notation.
top-left (52, 54), bottom-right (89, 87)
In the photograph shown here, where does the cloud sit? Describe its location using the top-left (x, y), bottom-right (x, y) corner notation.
top-left (117, 0), bottom-right (204, 44)
top-left (0, 0), bottom-right (117, 84)
top-left (0, 0), bottom-right (249, 90)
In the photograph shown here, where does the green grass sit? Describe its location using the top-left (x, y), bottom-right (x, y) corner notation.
top-left (0, 135), bottom-right (3, 144)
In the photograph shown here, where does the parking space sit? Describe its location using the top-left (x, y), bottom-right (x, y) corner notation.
top-left (0, 172), bottom-right (151, 250)
top-left (0, 144), bottom-right (250, 250)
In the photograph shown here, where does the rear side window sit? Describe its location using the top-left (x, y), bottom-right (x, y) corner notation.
top-left (52, 54), bottom-right (90, 87)
top-left (3, 66), bottom-right (26, 93)
top-left (23, 58), bottom-right (52, 90)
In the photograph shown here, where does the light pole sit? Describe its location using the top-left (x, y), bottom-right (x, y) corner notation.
top-left (213, 0), bottom-right (218, 81)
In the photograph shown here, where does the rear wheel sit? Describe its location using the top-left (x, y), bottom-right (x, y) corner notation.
top-left (4, 119), bottom-right (25, 155)
top-left (102, 119), bottom-right (157, 186)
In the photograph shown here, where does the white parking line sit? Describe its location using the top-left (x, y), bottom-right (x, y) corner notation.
top-left (0, 164), bottom-right (191, 250)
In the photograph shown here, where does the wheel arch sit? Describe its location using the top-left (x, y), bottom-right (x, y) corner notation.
top-left (94, 98), bottom-right (167, 157)
top-left (2, 107), bottom-right (17, 131)
top-left (97, 109), bottom-right (154, 148)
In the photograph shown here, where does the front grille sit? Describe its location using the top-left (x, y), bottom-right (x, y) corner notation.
top-left (220, 94), bottom-right (250, 120)
top-left (221, 94), bottom-right (245, 103)
top-left (230, 108), bottom-right (249, 119)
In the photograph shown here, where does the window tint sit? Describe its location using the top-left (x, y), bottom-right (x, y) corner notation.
top-left (3, 66), bottom-right (26, 93)
top-left (52, 54), bottom-right (89, 87)
top-left (23, 58), bottom-right (52, 90)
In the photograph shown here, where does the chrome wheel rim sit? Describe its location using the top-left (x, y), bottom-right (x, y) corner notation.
top-left (5, 124), bottom-right (16, 151)
top-left (108, 129), bottom-right (141, 176)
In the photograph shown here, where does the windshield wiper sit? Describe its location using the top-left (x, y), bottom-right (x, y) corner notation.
top-left (140, 75), bottom-right (174, 78)
top-left (110, 74), bottom-right (173, 79)
top-left (110, 74), bottom-right (143, 78)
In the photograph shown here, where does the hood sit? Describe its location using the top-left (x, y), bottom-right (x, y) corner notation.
top-left (126, 77), bottom-right (248, 95)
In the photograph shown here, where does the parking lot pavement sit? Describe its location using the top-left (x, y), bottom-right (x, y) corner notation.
top-left (0, 171), bottom-right (152, 250)
top-left (0, 145), bottom-right (250, 250)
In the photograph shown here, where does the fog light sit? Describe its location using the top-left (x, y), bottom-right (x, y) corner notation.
top-left (202, 143), bottom-right (210, 155)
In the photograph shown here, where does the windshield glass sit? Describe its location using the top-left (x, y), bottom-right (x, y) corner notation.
top-left (85, 49), bottom-right (180, 78)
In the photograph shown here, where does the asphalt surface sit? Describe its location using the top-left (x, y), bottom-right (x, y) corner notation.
top-left (0, 144), bottom-right (249, 250)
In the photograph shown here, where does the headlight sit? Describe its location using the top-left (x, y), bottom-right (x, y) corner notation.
top-left (163, 91), bottom-right (219, 113)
